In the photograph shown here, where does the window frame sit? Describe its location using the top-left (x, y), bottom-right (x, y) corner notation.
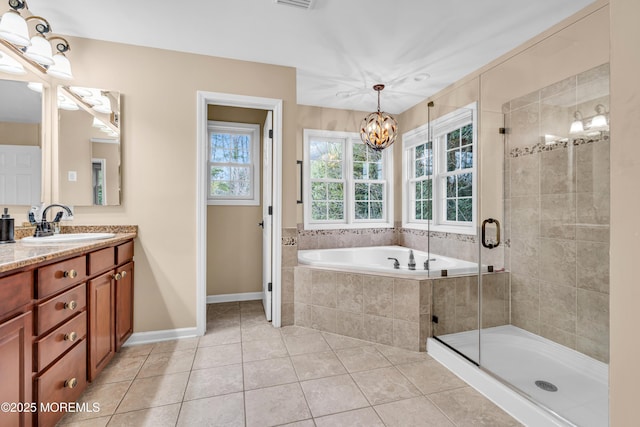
top-left (207, 120), bottom-right (261, 206)
top-left (303, 128), bottom-right (394, 230)
top-left (402, 102), bottom-right (478, 235)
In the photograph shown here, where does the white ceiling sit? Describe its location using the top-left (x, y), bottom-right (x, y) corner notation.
top-left (25, 0), bottom-right (595, 114)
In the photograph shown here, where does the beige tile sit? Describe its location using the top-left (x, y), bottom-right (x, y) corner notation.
top-left (335, 345), bottom-right (390, 373)
top-left (242, 323), bottom-right (283, 342)
top-left (291, 351), bottom-right (347, 381)
top-left (374, 396), bottom-right (455, 427)
top-left (540, 282), bottom-right (576, 333)
top-left (243, 357), bottom-right (298, 390)
top-left (509, 237), bottom-right (539, 279)
top-left (540, 148), bottom-right (576, 194)
top-left (92, 354), bottom-right (146, 385)
top-left (375, 344), bottom-right (429, 365)
top-left (294, 267), bottom-right (312, 304)
top-left (277, 420), bottom-right (315, 427)
top-left (419, 280), bottom-right (431, 315)
top-left (118, 343), bottom-right (154, 358)
top-left (245, 383), bottom-right (312, 427)
top-left (539, 238), bottom-right (576, 287)
top-left (540, 323), bottom-right (576, 349)
top-left (58, 416), bottom-right (111, 427)
top-left (393, 279), bottom-right (420, 322)
top-left (351, 366), bottom-right (420, 405)
top-left (396, 359), bottom-right (466, 394)
top-left (177, 392), bottom-right (245, 427)
top-left (429, 386), bottom-right (521, 426)
top-left (577, 289), bottom-right (609, 340)
top-left (150, 337), bottom-right (199, 354)
top-left (577, 334), bottom-right (609, 363)
top-left (116, 372), bottom-right (189, 413)
top-left (335, 273), bottom-right (363, 313)
top-left (336, 310), bottom-right (365, 339)
top-left (510, 154), bottom-right (539, 196)
top-left (577, 241), bottom-right (610, 294)
top-left (300, 374), bottom-right (369, 418)
top-left (283, 332), bottom-right (330, 356)
top-left (311, 270), bottom-right (337, 308)
top-left (208, 302), bottom-right (240, 314)
top-left (294, 302), bottom-right (313, 328)
top-left (283, 245), bottom-right (299, 268)
top-left (315, 407), bottom-right (385, 427)
top-left (107, 404), bottom-right (180, 427)
top-left (321, 332), bottom-right (370, 350)
top-left (363, 276), bottom-right (394, 318)
top-left (310, 305), bottom-right (337, 333)
top-left (191, 343), bottom-right (241, 370)
top-left (241, 311), bottom-right (269, 329)
top-left (363, 314), bottom-right (393, 345)
top-left (576, 139), bottom-right (610, 195)
top-left (393, 319), bottom-right (420, 351)
top-left (282, 268), bottom-right (295, 303)
top-left (199, 325), bottom-right (241, 347)
top-left (577, 191), bottom-right (610, 225)
top-left (510, 196), bottom-right (539, 238)
top-left (60, 381), bottom-right (130, 423)
top-left (136, 349), bottom-right (195, 378)
top-left (282, 302), bottom-right (295, 326)
top-left (183, 364), bottom-right (243, 400)
top-left (280, 325), bottom-right (317, 337)
top-left (243, 337), bottom-right (289, 362)
top-left (541, 75), bottom-right (575, 99)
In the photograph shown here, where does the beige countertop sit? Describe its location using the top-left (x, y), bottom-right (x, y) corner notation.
top-left (0, 225), bottom-right (138, 274)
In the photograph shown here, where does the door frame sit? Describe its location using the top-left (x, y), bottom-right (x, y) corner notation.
top-left (196, 91), bottom-right (283, 334)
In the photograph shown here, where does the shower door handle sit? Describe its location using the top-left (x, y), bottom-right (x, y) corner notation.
top-left (481, 218), bottom-right (501, 249)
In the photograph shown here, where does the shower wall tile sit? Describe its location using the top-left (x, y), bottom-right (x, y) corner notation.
top-left (509, 102), bottom-right (540, 149)
top-left (510, 90), bottom-right (539, 111)
top-left (509, 237), bottom-right (539, 278)
top-left (575, 225), bottom-right (610, 243)
top-left (577, 335), bottom-right (609, 363)
top-left (577, 63), bottom-right (609, 85)
top-left (540, 148), bottom-right (576, 194)
top-left (510, 196), bottom-right (539, 238)
top-left (540, 324), bottom-right (577, 350)
top-left (540, 75), bottom-right (576, 100)
top-left (393, 279), bottom-right (420, 323)
top-left (540, 193), bottom-right (576, 240)
top-left (363, 276), bottom-right (394, 318)
top-left (539, 282), bottom-right (576, 334)
top-left (481, 273), bottom-right (508, 328)
top-left (282, 245), bottom-right (298, 268)
top-left (539, 238), bottom-right (576, 287)
top-left (577, 191), bottom-right (610, 225)
top-left (576, 141), bottom-right (610, 194)
top-left (577, 289), bottom-right (609, 341)
top-left (511, 299), bottom-right (540, 335)
top-left (540, 95), bottom-right (573, 139)
top-left (577, 241), bottom-right (610, 294)
top-left (510, 155), bottom-right (540, 196)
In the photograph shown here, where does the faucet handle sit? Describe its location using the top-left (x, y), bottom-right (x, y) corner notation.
top-left (387, 257), bottom-right (400, 269)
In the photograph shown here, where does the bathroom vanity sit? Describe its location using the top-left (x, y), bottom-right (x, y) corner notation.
top-left (0, 228), bottom-right (136, 427)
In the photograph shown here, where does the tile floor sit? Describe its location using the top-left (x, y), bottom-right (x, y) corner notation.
top-left (57, 300), bottom-right (521, 426)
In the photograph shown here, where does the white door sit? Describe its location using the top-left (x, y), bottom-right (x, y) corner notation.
top-left (0, 145), bottom-right (41, 205)
top-left (262, 111), bottom-right (273, 321)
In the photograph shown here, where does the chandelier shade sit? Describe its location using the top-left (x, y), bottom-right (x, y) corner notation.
top-left (360, 84), bottom-right (398, 151)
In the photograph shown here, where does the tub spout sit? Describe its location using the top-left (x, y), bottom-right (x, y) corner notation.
top-left (408, 250), bottom-right (416, 270)
top-left (387, 257), bottom-right (400, 269)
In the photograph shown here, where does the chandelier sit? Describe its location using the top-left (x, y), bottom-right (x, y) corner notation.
top-left (360, 84), bottom-right (398, 151)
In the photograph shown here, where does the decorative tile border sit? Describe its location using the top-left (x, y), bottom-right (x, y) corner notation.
top-left (509, 133), bottom-right (609, 158)
top-left (397, 227), bottom-right (477, 243)
top-left (282, 237), bottom-right (297, 246)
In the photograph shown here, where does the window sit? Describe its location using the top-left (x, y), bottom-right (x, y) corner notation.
top-left (402, 103), bottom-right (477, 234)
top-left (303, 129), bottom-right (393, 229)
top-left (207, 121), bottom-right (260, 205)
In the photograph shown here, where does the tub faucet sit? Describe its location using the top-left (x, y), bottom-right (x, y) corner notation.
top-left (408, 250), bottom-right (416, 270)
top-left (387, 257), bottom-right (400, 269)
top-left (33, 204), bottom-right (73, 237)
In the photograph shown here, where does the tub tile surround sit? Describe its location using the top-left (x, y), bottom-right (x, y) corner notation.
top-left (504, 63), bottom-right (610, 363)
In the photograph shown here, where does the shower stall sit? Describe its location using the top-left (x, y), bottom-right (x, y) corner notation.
top-left (429, 63), bottom-right (610, 427)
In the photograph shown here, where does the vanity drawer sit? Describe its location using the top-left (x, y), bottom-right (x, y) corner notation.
top-left (36, 340), bottom-right (87, 427)
top-left (116, 240), bottom-right (134, 265)
top-left (0, 270), bottom-right (33, 319)
top-left (37, 256), bottom-right (87, 298)
top-left (36, 283), bottom-right (86, 335)
top-left (88, 246), bottom-right (115, 275)
top-left (35, 311), bottom-right (87, 372)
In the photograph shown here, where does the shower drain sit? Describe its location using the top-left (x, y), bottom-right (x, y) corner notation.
top-left (535, 380), bottom-right (558, 392)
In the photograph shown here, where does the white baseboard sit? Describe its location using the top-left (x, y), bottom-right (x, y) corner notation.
top-left (123, 327), bottom-right (200, 346)
top-left (207, 292), bottom-right (262, 304)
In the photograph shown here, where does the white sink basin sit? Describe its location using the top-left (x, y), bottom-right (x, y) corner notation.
top-left (21, 232), bottom-right (116, 244)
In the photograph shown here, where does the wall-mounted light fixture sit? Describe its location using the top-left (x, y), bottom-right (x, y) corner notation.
top-left (360, 84), bottom-right (398, 151)
top-left (0, 0), bottom-right (73, 79)
top-left (568, 104), bottom-right (609, 136)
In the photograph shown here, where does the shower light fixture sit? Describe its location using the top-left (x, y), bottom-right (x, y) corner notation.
top-left (0, 0), bottom-right (73, 79)
top-left (360, 84), bottom-right (398, 151)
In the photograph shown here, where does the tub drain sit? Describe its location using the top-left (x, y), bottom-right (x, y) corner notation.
top-left (535, 380), bottom-right (558, 392)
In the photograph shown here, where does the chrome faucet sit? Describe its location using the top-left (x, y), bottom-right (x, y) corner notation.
top-left (387, 257), bottom-right (400, 269)
top-left (33, 204), bottom-right (73, 237)
top-left (408, 250), bottom-right (416, 270)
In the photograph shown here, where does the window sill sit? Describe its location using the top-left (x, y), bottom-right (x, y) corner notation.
top-left (208, 199), bottom-right (260, 206)
top-left (401, 221), bottom-right (477, 236)
top-left (303, 221), bottom-right (394, 231)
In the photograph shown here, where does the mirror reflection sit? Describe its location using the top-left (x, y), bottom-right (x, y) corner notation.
top-left (0, 78), bottom-right (42, 206)
top-left (57, 86), bottom-right (121, 206)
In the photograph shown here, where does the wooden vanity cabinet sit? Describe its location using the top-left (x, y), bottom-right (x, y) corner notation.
top-left (0, 270), bottom-right (33, 427)
top-left (115, 261), bottom-right (134, 350)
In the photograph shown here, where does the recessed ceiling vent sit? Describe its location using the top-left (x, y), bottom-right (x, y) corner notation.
top-left (275, 0), bottom-right (314, 9)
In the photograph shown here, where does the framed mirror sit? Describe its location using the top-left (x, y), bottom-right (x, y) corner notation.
top-left (0, 77), bottom-right (43, 207)
top-left (57, 86), bottom-right (121, 206)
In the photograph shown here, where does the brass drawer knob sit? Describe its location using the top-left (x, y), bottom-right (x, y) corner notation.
top-left (121, 270), bottom-right (127, 278)
top-left (64, 269), bottom-right (78, 279)
top-left (64, 378), bottom-right (78, 389)
top-left (113, 273), bottom-right (122, 281)
top-left (64, 331), bottom-right (77, 342)
top-left (64, 300), bottom-right (77, 310)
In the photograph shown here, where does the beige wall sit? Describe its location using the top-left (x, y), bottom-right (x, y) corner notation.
top-left (609, 0), bottom-right (640, 424)
top-left (207, 105), bottom-right (267, 296)
top-left (0, 122), bottom-right (40, 146)
top-left (59, 37), bottom-right (296, 333)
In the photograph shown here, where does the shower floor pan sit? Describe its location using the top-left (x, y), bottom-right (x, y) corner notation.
top-left (428, 325), bottom-right (608, 427)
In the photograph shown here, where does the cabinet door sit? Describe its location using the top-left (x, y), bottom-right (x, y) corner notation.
top-left (115, 262), bottom-right (134, 351)
top-left (0, 311), bottom-right (32, 427)
top-left (88, 271), bottom-right (115, 381)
